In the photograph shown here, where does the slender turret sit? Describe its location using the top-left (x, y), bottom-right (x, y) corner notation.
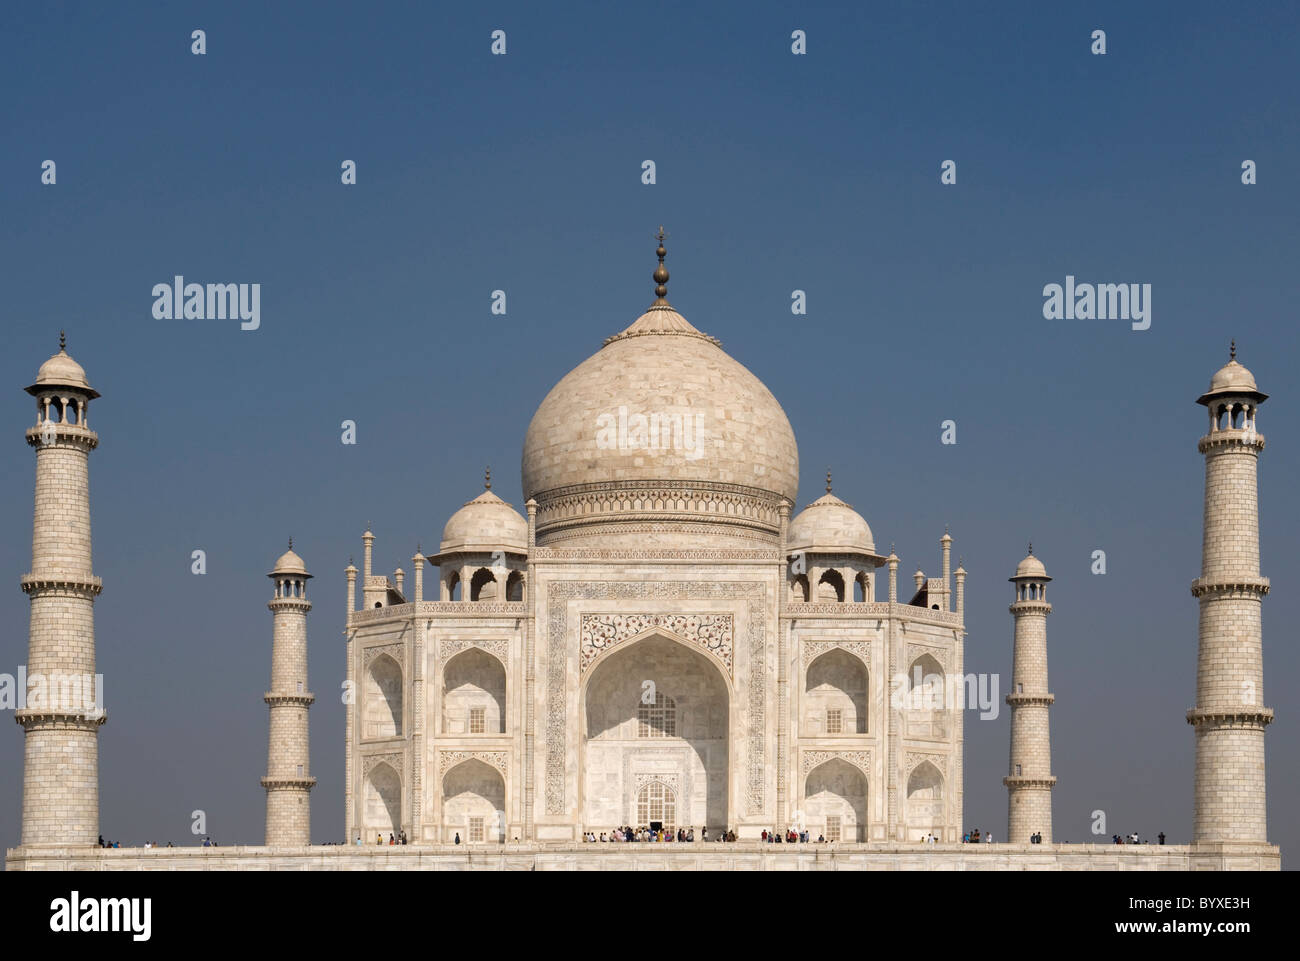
top-left (1189, 344), bottom-right (1272, 843)
top-left (263, 542), bottom-right (316, 845)
top-left (17, 334), bottom-right (105, 846)
top-left (1005, 546), bottom-right (1056, 844)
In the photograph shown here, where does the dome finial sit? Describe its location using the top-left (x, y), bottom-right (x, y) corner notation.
top-left (484, 466), bottom-right (492, 490)
top-left (826, 467), bottom-right (832, 494)
top-left (1230, 339), bottom-right (1237, 361)
top-left (59, 330), bottom-right (66, 352)
top-left (288, 536), bottom-right (292, 550)
top-left (1028, 541), bottom-right (1033, 555)
top-left (652, 226), bottom-right (670, 304)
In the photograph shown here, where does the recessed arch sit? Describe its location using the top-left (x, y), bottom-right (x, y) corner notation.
top-left (790, 573), bottom-right (810, 603)
top-left (907, 653), bottom-right (945, 691)
top-left (580, 632), bottom-right (729, 834)
top-left (905, 760), bottom-right (945, 841)
top-left (470, 567), bottom-right (498, 602)
top-left (804, 647), bottom-right (868, 734)
top-left (364, 762), bottom-right (402, 838)
top-left (804, 758), bottom-right (867, 842)
top-left (364, 654), bottom-right (403, 738)
top-left (443, 646), bottom-right (506, 734)
top-left (582, 626), bottom-right (732, 692)
top-left (817, 569), bottom-right (845, 602)
top-left (442, 758), bottom-right (505, 843)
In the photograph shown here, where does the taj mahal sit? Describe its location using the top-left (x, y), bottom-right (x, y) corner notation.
top-left (5, 235), bottom-right (1281, 870)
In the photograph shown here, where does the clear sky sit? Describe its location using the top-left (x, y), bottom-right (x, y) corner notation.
top-left (1, 1), bottom-right (1296, 855)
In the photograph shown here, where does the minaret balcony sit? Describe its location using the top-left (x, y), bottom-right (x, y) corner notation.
top-left (25, 423), bottom-right (98, 450)
top-left (263, 692), bottom-right (316, 707)
top-left (20, 573), bottom-right (102, 596)
top-left (1189, 576), bottom-right (1269, 598)
top-left (1198, 429), bottom-right (1265, 454)
top-left (1186, 707), bottom-right (1273, 728)
top-left (1002, 775), bottom-right (1057, 789)
top-left (1005, 692), bottom-right (1055, 707)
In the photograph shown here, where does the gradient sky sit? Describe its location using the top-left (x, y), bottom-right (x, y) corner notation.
top-left (2, 1), bottom-right (1297, 857)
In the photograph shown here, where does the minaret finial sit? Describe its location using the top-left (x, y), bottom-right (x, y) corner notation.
top-left (826, 467), bottom-right (833, 494)
top-left (653, 226), bottom-right (670, 303)
top-left (1230, 339), bottom-right (1237, 361)
top-left (485, 466), bottom-right (492, 490)
top-left (59, 330), bottom-right (66, 352)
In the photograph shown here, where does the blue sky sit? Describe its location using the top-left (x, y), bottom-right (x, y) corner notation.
top-left (1, 1), bottom-right (1297, 854)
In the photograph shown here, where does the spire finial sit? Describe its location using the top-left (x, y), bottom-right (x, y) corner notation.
top-left (1230, 339), bottom-right (1237, 361)
top-left (59, 330), bottom-right (66, 352)
top-left (484, 466), bottom-right (492, 490)
top-left (652, 226), bottom-right (670, 303)
top-left (826, 467), bottom-right (833, 494)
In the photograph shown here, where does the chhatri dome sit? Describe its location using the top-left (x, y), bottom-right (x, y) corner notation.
top-left (25, 331), bottom-right (99, 398)
top-left (1011, 545), bottom-right (1048, 581)
top-left (439, 468), bottom-right (528, 554)
top-left (1197, 340), bottom-right (1268, 405)
top-left (788, 470), bottom-right (876, 554)
top-left (271, 540), bottom-right (310, 576)
top-left (521, 230), bottom-right (799, 547)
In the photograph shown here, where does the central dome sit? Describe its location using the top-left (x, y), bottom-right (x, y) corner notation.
top-left (521, 245), bottom-right (799, 547)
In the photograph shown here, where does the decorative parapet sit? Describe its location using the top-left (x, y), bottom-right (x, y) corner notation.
top-left (533, 546), bottom-right (781, 562)
top-left (350, 601), bottom-right (527, 626)
top-left (786, 601), bottom-right (962, 628)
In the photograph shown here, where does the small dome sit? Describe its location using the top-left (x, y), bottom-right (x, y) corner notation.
top-left (271, 547), bottom-right (310, 577)
top-left (788, 493), bottom-right (875, 554)
top-left (1197, 344), bottom-right (1267, 405)
top-left (26, 340), bottom-right (99, 399)
top-left (440, 489), bottom-right (527, 554)
top-left (1011, 552), bottom-right (1048, 581)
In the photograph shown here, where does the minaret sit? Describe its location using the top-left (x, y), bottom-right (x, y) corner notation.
top-left (262, 541), bottom-right (316, 845)
top-left (1005, 545), bottom-right (1056, 844)
top-left (1189, 343), bottom-right (1272, 843)
top-left (17, 334), bottom-right (105, 847)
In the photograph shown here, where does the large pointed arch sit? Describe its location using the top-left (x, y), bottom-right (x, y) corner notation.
top-left (579, 631), bottom-right (730, 836)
